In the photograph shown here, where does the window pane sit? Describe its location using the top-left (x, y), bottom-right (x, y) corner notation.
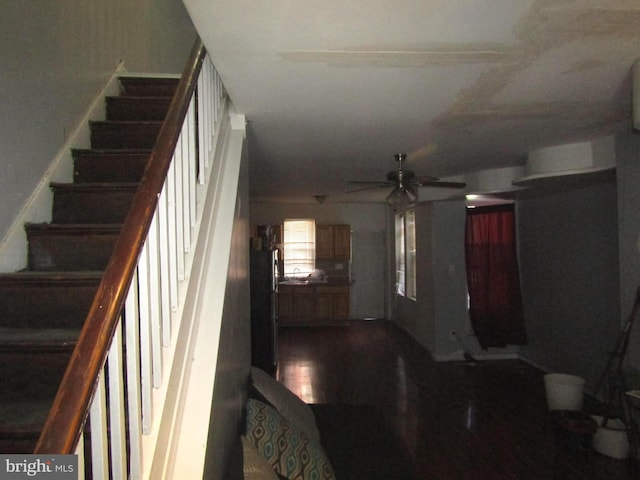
top-left (405, 209), bottom-right (416, 299)
top-left (395, 213), bottom-right (405, 296)
top-left (283, 219), bottom-right (316, 276)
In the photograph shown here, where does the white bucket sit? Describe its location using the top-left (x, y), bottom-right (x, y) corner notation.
top-left (591, 416), bottom-right (629, 459)
top-left (543, 373), bottom-right (585, 411)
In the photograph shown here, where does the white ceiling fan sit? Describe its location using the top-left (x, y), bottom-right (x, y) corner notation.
top-left (346, 153), bottom-right (466, 207)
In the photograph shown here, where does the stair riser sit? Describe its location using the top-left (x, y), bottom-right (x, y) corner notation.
top-left (0, 282), bottom-right (99, 329)
top-left (106, 97), bottom-right (172, 121)
top-left (119, 77), bottom-right (179, 97)
top-left (90, 123), bottom-right (161, 150)
top-left (73, 151), bottom-right (149, 183)
top-left (0, 437), bottom-right (39, 455)
top-left (52, 189), bottom-right (136, 224)
top-left (0, 351), bottom-right (71, 401)
top-left (27, 232), bottom-right (119, 271)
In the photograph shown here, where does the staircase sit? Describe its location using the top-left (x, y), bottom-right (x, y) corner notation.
top-left (0, 77), bottom-right (178, 453)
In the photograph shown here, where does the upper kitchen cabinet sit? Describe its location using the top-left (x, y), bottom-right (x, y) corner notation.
top-left (316, 224), bottom-right (351, 259)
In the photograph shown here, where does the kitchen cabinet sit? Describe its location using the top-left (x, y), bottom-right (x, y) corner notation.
top-left (315, 286), bottom-right (350, 322)
top-left (316, 224), bottom-right (351, 259)
top-left (278, 284), bottom-right (350, 326)
top-left (278, 285), bottom-right (315, 326)
top-left (293, 289), bottom-right (315, 323)
top-left (277, 286), bottom-right (293, 320)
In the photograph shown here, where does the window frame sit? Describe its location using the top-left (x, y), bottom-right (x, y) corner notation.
top-left (283, 219), bottom-right (316, 278)
top-left (395, 209), bottom-right (417, 300)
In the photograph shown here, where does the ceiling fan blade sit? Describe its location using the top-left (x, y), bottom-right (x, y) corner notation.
top-left (414, 174), bottom-right (440, 183)
top-left (346, 180), bottom-right (391, 185)
top-left (418, 180), bottom-right (467, 189)
top-left (346, 183), bottom-right (393, 193)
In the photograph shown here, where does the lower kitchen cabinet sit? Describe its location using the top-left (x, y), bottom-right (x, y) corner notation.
top-left (278, 284), bottom-right (350, 326)
top-left (316, 286), bottom-right (350, 323)
top-left (293, 289), bottom-right (315, 323)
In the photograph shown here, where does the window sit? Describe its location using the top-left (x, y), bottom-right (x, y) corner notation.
top-left (395, 210), bottom-right (416, 299)
top-left (395, 213), bottom-right (406, 296)
top-left (283, 219), bottom-right (316, 277)
top-left (405, 209), bottom-right (416, 299)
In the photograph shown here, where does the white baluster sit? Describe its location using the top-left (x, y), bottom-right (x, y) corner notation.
top-left (125, 275), bottom-right (143, 479)
top-left (174, 133), bottom-right (186, 281)
top-left (166, 159), bottom-right (179, 312)
top-left (75, 432), bottom-right (85, 480)
top-left (146, 213), bottom-right (163, 388)
top-left (107, 320), bottom-right (127, 479)
top-left (184, 98), bottom-right (195, 249)
top-left (89, 372), bottom-right (109, 480)
top-left (137, 243), bottom-right (154, 435)
top-left (157, 181), bottom-right (173, 345)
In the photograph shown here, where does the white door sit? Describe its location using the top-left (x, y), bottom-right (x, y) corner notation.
top-left (350, 231), bottom-right (385, 320)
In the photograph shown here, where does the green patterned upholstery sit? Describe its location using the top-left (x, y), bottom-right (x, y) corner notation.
top-left (242, 435), bottom-right (280, 480)
top-left (245, 398), bottom-right (335, 480)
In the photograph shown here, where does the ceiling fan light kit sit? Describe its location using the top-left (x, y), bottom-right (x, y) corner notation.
top-left (346, 152), bottom-right (466, 207)
top-left (386, 184), bottom-right (418, 207)
top-left (386, 153), bottom-right (418, 207)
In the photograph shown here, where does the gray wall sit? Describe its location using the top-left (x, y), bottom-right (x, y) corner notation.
top-left (517, 178), bottom-right (620, 390)
top-left (0, 0), bottom-right (196, 241)
top-left (432, 200), bottom-right (474, 359)
top-left (392, 175), bottom-right (620, 378)
top-left (616, 131), bottom-right (640, 376)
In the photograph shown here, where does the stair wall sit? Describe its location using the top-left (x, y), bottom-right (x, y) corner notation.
top-left (0, 72), bottom-right (123, 273)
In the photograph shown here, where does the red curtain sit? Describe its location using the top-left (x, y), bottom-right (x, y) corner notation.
top-left (465, 204), bottom-right (526, 349)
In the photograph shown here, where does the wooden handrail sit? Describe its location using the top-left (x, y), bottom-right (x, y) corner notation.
top-left (35, 38), bottom-right (207, 454)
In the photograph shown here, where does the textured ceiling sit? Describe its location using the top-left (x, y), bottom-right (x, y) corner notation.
top-left (183, 0), bottom-right (640, 203)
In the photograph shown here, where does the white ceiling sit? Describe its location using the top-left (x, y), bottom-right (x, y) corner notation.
top-left (184, 0), bottom-right (640, 204)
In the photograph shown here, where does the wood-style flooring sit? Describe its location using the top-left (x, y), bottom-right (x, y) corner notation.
top-left (276, 320), bottom-right (637, 480)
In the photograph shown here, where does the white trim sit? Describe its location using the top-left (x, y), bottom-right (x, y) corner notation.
top-left (145, 107), bottom-right (244, 479)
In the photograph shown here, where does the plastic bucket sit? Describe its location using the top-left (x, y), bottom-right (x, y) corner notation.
top-left (591, 416), bottom-right (629, 459)
top-left (543, 373), bottom-right (585, 411)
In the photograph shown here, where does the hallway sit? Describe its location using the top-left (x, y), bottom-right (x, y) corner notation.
top-left (276, 320), bottom-right (636, 480)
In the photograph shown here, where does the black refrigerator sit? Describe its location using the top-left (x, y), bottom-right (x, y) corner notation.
top-left (249, 248), bottom-right (278, 374)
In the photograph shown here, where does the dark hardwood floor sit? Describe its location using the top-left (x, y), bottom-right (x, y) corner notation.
top-left (276, 320), bottom-right (637, 480)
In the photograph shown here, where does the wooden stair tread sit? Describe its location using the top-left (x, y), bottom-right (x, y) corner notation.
top-left (0, 327), bottom-right (80, 349)
top-left (118, 77), bottom-right (179, 97)
top-left (25, 223), bottom-right (122, 232)
top-left (0, 399), bottom-right (53, 433)
top-left (89, 120), bottom-right (163, 126)
top-left (108, 95), bottom-right (174, 100)
top-left (0, 271), bottom-right (103, 283)
top-left (50, 182), bottom-right (139, 191)
top-left (72, 148), bottom-right (152, 155)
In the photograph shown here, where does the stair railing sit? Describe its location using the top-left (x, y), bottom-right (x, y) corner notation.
top-left (34, 38), bottom-right (231, 478)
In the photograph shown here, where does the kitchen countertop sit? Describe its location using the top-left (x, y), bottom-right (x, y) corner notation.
top-left (278, 278), bottom-right (352, 286)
